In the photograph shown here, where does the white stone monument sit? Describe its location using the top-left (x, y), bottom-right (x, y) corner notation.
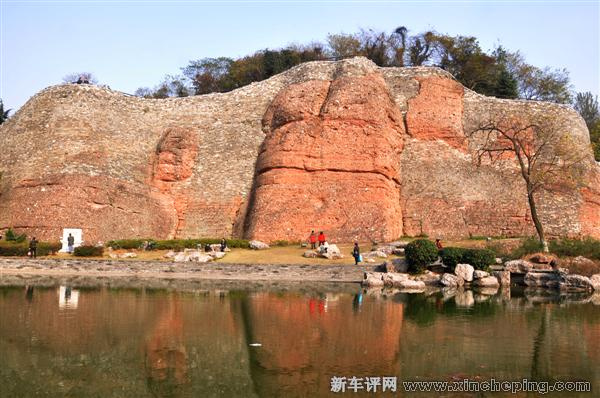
top-left (59, 228), bottom-right (83, 253)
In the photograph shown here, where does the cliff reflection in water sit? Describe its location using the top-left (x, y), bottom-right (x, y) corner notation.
top-left (0, 284), bottom-right (598, 397)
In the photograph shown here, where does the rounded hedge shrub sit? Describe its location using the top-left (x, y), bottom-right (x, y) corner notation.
top-left (462, 248), bottom-right (495, 271)
top-left (405, 239), bottom-right (438, 274)
top-left (74, 245), bottom-right (104, 257)
top-left (439, 247), bottom-right (468, 272)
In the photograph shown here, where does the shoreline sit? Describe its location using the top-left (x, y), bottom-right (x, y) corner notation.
top-left (0, 258), bottom-right (380, 283)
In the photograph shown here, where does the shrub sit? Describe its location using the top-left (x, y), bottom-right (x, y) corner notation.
top-left (440, 247), bottom-right (495, 271)
top-left (106, 239), bottom-right (147, 250)
top-left (405, 239), bottom-right (438, 274)
top-left (439, 247), bottom-right (468, 272)
top-left (5, 228), bottom-right (27, 243)
top-left (38, 242), bottom-right (62, 256)
top-left (0, 241), bottom-right (62, 256)
top-left (74, 245), bottom-right (104, 257)
top-left (462, 248), bottom-right (495, 271)
top-left (0, 241), bottom-right (28, 256)
top-left (549, 238), bottom-right (600, 260)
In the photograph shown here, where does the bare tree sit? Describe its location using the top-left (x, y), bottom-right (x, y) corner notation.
top-left (469, 115), bottom-right (588, 251)
top-left (63, 72), bottom-right (98, 85)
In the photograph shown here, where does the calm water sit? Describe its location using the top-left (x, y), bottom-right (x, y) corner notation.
top-left (0, 280), bottom-right (599, 397)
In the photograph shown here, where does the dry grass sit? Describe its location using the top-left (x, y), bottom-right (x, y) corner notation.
top-left (559, 258), bottom-right (600, 277)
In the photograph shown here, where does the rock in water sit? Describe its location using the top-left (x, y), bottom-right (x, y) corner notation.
top-left (441, 273), bottom-right (464, 288)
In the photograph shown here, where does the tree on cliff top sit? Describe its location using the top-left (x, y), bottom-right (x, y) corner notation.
top-left (63, 72), bottom-right (98, 85)
top-left (469, 115), bottom-right (589, 252)
top-left (0, 100), bottom-right (11, 125)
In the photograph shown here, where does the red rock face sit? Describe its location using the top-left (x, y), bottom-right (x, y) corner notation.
top-left (580, 169), bottom-right (600, 237)
top-left (245, 74), bottom-right (405, 243)
top-left (406, 76), bottom-right (466, 150)
top-left (2, 175), bottom-right (172, 243)
top-left (151, 127), bottom-right (199, 238)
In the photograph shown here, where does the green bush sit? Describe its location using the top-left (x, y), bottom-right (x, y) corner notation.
top-left (0, 241), bottom-right (62, 256)
top-left (405, 239), bottom-right (438, 274)
top-left (106, 239), bottom-right (147, 249)
top-left (5, 228), bottom-right (27, 243)
top-left (549, 238), bottom-right (600, 260)
top-left (462, 248), bottom-right (495, 271)
top-left (439, 247), bottom-right (468, 272)
top-left (74, 245), bottom-right (104, 257)
top-left (440, 247), bottom-right (495, 271)
top-left (107, 238), bottom-right (250, 250)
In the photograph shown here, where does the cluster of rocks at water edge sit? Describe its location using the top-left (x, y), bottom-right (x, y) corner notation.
top-left (363, 253), bottom-right (600, 296)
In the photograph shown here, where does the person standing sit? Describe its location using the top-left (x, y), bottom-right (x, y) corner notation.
top-left (352, 242), bottom-right (361, 265)
top-left (309, 230), bottom-right (317, 249)
top-left (435, 239), bottom-right (443, 250)
top-left (29, 237), bottom-right (38, 259)
top-left (318, 231), bottom-right (326, 247)
top-left (67, 233), bottom-right (75, 254)
top-left (220, 238), bottom-right (227, 252)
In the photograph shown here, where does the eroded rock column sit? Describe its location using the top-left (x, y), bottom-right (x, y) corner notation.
top-left (245, 65), bottom-right (405, 243)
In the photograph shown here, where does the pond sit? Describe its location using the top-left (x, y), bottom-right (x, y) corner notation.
top-left (0, 279), bottom-right (598, 397)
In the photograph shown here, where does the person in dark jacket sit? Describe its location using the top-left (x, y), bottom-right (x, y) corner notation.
top-left (29, 237), bottom-right (38, 258)
top-left (67, 233), bottom-right (75, 254)
top-left (220, 238), bottom-right (227, 252)
top-left (352, 242), bottom-right (361, 265)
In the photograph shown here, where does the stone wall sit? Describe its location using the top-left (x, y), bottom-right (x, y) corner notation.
top-left (0, 57), bottom-right (598, 243)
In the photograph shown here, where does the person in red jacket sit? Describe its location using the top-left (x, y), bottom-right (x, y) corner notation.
top-left (318, 231), bottom-right (326, 246)
top-left (309, 230), bottom-right (317, 249)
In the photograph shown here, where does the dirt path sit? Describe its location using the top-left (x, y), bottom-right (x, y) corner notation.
top-left (0, 258), bottom-right (380, 283)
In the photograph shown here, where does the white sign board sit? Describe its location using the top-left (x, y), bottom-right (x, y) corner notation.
top-left (59, 228), bottom-right (83, 253)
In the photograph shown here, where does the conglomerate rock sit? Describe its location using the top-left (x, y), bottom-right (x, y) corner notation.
top-left (0, 57), bottom-right (598, 243)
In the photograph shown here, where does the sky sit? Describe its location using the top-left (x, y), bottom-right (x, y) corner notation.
top-left (1, 0), bottom-right (599, 113)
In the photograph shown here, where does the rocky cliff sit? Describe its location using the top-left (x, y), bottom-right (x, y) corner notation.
top-left (1, 57), bottom-right (598, 243)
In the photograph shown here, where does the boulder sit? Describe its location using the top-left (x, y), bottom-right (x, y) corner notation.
top-left (249, 240), bottom-right (270, 250)
top-left (382, 272), bottom-right (410, 287)
top-left (527, 253), bottom-right (558, 265)
top-left (591, 274), bottom-right (600, 291)
top-left (384, 258), bottom-right (408, 273)
top-left (571, 256), bottom-right (596, 269)
top-left (473, 270), bottom-right (489, 280)
top-left (163, 250), bottom-right (177, 259)
top-left (173, 252), bottom-right (189, 262)
top-left (455, 263), bottom-right (474, 282)
top-left (187, 251), bottom-right (213, 263)
top-left (209, 252), bottom-right (226, 260)
top-left (396, 279), bottom-right (426, 292)
top-left (441, 273), bottom-right (463, 288)
top-left (303, 250), bottom-right (319, 258)
top-left (504, 259), bottom-right (533, 274)
top-left (363, 250), bottom-right (388, 259)
top-left (495, 257), bottom-right (503, 265)
top-left (473, 276), bottom-right (500, 288)
top-left (492, 270), bottom-right (511, 287)
top-left (524, 272), bottom-right (560, 288)
top-left (377, 245), bottom-right (395, 255)
top-left (414, 271), bottom-right (442, 286)
top-left (362, 272), bottom-right (384, 287)
top-left (392, 248), bottom-right (405, 255)
top-left (318, 244), bottom-right (343, 259)
top-left (560, 274), bottom-right (595, 292)
top-left (388, 240), bottom-right (410, 248)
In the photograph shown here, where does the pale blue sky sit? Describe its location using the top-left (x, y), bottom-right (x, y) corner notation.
top-left (1, 0), bottom-right (598, 112)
